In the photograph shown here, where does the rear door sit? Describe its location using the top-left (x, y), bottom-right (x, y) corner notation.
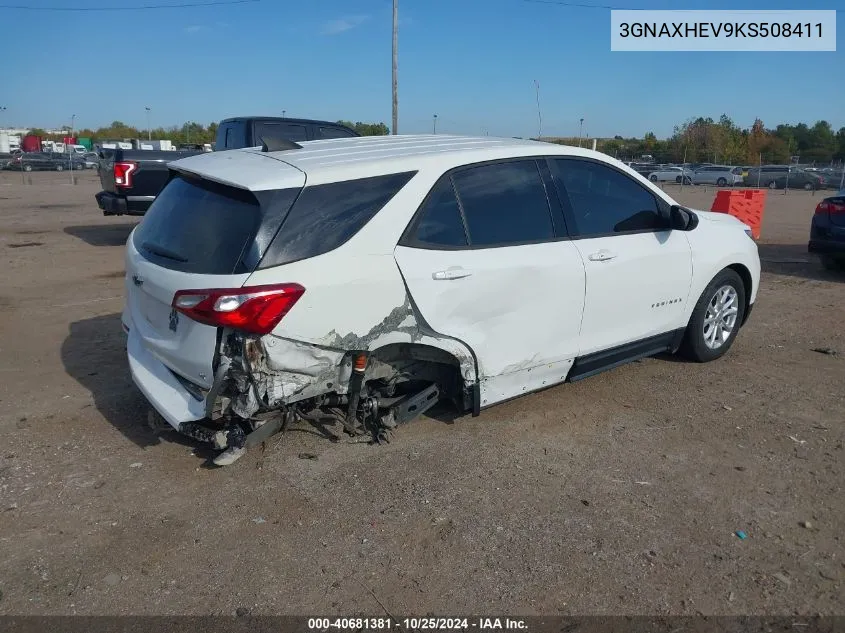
top-left (394, 159), bottom-right (586, 405)
top-left (124, 169), bottom-right (303, 389)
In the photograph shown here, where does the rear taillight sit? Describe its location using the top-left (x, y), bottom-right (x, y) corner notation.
top-left (815, 200), bottom-right (845, 214)
top-left (172, 283), bottom-right (305, 335)
top-left (114, 161), bottom-right (137, 188)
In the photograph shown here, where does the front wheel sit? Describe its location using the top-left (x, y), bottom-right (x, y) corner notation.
top-left (803, 182), bottom-right (813, 191)
top-left (23, 164), bottom-right (33, 172)
top-left (680, 269), bottom-right (746, 362)
top-left (55, 164), bottom-right (64, 171)
top-left (649, 174), bottom-right (658, 182)
top-left (716, 177), bottom-right (727, 186)
top-left (682, 176), bottom-right (692, 185)
top-left (767, 180), bottom-right (777, 189)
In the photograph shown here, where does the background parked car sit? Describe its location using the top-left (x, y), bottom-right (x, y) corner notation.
top-left (647, 166), bottom-right (693, 183)
top-left (692, 165), bottom-right (744, 186)
top-left (768, 170), bottom-right (825, 190)
top-left (5, 153), bottom-right (56, 171)
top-left (808, 190), bottom-right (845, 271)
top-left (745, 165), bottom-right (791, 187)
top-left (81, 152), bottom-right (99, 169)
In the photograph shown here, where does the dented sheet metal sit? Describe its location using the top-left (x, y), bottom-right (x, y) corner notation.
top-left (213, 292), bottom-right (478, 420)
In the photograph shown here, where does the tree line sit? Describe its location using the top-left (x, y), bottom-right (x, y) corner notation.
top-left (549, 116), bottom-right (845, 165)
top-left (23, 115), bottom-right (844, 165)
top-left (24, 120), bottom-right (391, 146)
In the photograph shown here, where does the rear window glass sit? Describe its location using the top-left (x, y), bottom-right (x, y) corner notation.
top-left (259, 171), bottom-right (416, 268)
top-left (133, 176), bottom-right (262, 275)
top-left (254, 122), bottom-right (308, 143)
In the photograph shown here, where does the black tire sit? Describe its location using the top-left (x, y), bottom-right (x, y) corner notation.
top-left (675, 175), bottom-right (682, 183)
top-left (803, 182), bottom-right (813, 191)
top-left (680, 268), bottom-right (746, 363)
top-left (55, 164), bottom-right (64, 171)
top-left (683, 176), bottom-right (692, 185)
top-left (23, 164), bottom-right (32, 172)
top-left (649, 174), bottom-right (658, 182)
top-left (716, 177), bottom-right (727, 186)
top-left (767, 180), bottom-right (777, 189)
top-left (820, 255), bottom-right (844, 271)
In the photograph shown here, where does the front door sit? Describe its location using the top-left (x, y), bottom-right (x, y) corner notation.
top-left (549, 157), bottom-right (693, 356)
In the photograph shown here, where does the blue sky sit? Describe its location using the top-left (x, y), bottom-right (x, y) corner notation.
top-left (0, 0), bottom-right (842, 138)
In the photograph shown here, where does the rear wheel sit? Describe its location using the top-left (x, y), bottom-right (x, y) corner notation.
top-left (716, 177), bottom-right (727, 186)
top-left (649, 174), bottom-right (658, 182)
top-left (681, 269), bottom-right (746, 362)
top-left (23, 164), bottom-right (32, 172)
top-left (675, 175), bottom-right (682, 183)
top-left (55, 164), bottom-right (64, 171)
top-left (767, 180), bottom-right (777, 189)
top-left (803, 182), bottom-right (813, 191)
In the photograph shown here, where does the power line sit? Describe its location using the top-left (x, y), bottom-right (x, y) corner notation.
top-left (0, 0), bottom-right (258, 11)
top-left (522, 0), bottom-right (622, 9)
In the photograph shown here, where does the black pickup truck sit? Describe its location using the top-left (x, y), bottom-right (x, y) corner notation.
top-left (95, 148), bottom-right (201, 216)
top-left (215, 117), bottom-right (358, 150)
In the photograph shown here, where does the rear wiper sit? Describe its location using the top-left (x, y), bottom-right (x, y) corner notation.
top-left (141, 241), bottom-right (188, 263)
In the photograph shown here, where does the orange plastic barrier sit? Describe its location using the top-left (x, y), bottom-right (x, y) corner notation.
top-left (710, 189), bottom-right (767, 239)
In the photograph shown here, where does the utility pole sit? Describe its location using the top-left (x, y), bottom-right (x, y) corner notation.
top-left (145, 107), bottom-right (151, 140)
top-left (578, 118), bottom-right (584, 147)
top-left (392, 0), bottom-right (398, 135)
top-left (69, 114), bottom-right (75, 183)
top-left (534, 80), bottom-right (542, 139)
top-left (433, 114), bottom-right (438, 134)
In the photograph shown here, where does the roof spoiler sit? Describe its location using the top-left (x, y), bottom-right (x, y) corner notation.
top-left (260, 137), bottom-right (303, 153)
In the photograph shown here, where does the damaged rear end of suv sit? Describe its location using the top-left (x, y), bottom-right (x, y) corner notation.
top-left (122, 141), bottom-right (478, 466)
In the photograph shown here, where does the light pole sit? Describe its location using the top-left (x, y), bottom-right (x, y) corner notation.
top-left (392, 0), bottom-right (398, 134)
top-left (282, 109), bottom-right (286, 118)
top-left (534, 80), bottom-right (542, 139)
top-left (433, 114), bottom-right (438, 134)
top-left (578, 118), bottom-right (584, 147)
top-left (0, 106), bottom-right (6, 129)
top-left (145, 106), bottom-right (151, 140)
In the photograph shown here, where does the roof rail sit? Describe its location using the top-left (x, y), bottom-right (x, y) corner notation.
top-left (260, 137), bottom-right (303, 153)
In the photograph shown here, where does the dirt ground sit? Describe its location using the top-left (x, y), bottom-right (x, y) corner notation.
top-left (0, 170), bottom-right (842, 617)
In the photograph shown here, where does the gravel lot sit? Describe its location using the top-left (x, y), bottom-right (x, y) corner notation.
top-left (0, 171), bottom-right (842, 616)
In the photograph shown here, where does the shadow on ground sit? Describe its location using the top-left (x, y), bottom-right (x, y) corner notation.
top-left (61, 312), bottom-right (168, 449)
top-left (758, 243), bottom-right (844, 283)
top-left (64, 222), bottom-right (137, 247)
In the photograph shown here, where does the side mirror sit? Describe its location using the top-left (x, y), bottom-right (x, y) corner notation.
top-left (669, 205), bottom-right (699, 231)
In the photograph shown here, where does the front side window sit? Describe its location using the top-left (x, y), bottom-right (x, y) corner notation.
top-left (451, 161), bottom-right (555, 247)
top-left (552, 158), bottom-right (665, 237)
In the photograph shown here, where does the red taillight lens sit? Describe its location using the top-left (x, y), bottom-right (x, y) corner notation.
top-left (172, 283), bottom-right (305, 335)
top-left (113, 161), bottom-right (137, 188)
top-left (816, 200), bottom-right (845, 214)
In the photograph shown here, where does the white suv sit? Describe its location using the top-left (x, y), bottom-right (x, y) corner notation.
top-left (122, 135), bottom-right (760, 465)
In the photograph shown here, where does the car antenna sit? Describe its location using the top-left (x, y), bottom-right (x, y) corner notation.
top-left (260, 137), bottom-right (303, 153)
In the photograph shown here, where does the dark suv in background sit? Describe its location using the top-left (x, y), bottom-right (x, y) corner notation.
top-left (215, 117), bottom-right (359, 150)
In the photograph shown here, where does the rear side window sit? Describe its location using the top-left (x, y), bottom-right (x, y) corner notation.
top-left (318, 126), bottom-right (358, 139)
top-left (133, 176), bottom-right (262, 275)
top-left (552, 159), bottom-right (664, 237)
top-left (412, 179), bottom-right (468, 247)
top-left (259, 171), bottom-right (416, 268)
top-left (254, 122), bottom-right (308, 143)
top-left (451, 161), bottom-right (554, 247)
